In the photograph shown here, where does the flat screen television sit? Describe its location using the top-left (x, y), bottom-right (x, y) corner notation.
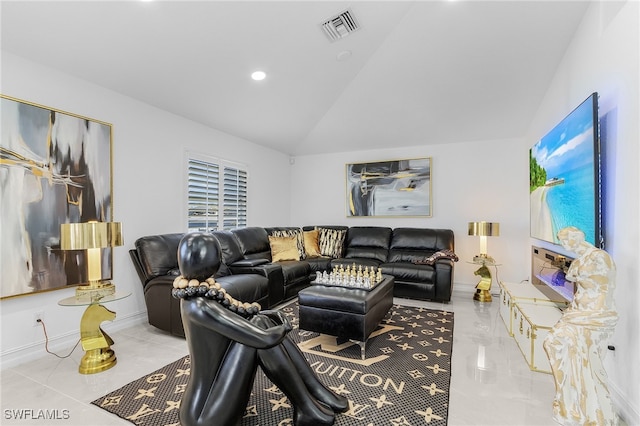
top-left (529, 92), bottom-right (603, 248)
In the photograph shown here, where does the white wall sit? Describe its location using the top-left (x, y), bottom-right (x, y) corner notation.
top-left (523, 1), bottom-right (639, 422)
top-left (290, 140), bottom-right (530, 289)
top-left (0, 52), bottom-right (292, 366)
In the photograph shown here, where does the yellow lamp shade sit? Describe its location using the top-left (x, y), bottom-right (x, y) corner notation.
top-left (468, 221), bottom-right (499, 258)
top-left (60, 221), bottom-right (123, 290)
top-left (60, 222), bottom-right (123, 250)
top-left (468, 222), bottom-right (500, 237)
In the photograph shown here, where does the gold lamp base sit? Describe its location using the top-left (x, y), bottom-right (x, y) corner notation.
top-left (473, 288), bottom-right (493, 302)
top-left (79, 304), bottom-right (117, 374)
top-left (473, 263), bottom-right (493, 303)
top-left (79, 348), bottom-right (117, 374)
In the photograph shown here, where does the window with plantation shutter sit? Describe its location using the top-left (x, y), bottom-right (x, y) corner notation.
top-left (223, 166), bottom-right (247, 229)
top-left (187, 155), bottom-right (247, 232)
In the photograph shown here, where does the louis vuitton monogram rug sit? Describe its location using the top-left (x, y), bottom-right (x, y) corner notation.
top-left (92, 302), bottom-right (454, 425)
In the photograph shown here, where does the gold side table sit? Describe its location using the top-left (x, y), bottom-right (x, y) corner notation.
top-left (58, 291), bottom-right (131, 374)
top-left (468, 259), bottom-right (499, 302)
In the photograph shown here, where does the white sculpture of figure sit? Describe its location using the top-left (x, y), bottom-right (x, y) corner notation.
top-left (543, 227), bottom-right (618, 425)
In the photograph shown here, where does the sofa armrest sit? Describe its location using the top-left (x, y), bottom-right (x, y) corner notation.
top-left (434, 259), bottom-right (455, 302)
top-left (143, 275), bottom-right (185, 337)
top-left (130, 249), bottom-right (150, 287)
top-left (227, 263), bottom-right (285, 308)
top-left (230, 258), bottom-right (269, 267)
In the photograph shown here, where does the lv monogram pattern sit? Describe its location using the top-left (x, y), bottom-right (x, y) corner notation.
top-left (93, 303), bottom-right (453, 425)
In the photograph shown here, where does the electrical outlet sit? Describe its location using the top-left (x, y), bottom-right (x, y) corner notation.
top-left (33, 311), bottom-right (44, 327)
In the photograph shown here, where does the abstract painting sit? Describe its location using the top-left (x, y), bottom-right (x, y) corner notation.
top-left (0, 95), bottom-right (113, 299)
top-left (346, 157), bottom-right (432, 217)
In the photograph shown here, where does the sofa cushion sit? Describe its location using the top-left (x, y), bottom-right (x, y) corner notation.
top-left (268, 235), bottom-right (300, 262)
top-left (388, 228), bottom-right (454, 263)
top-left (216, 274), bottom-right (269, 306)
top-left (232, 227), bottom-right (271, 260)
top-left (343, 226), bottom-right (391, 263)
top-left (380, 262), bottom-right (436, 283)
top-left (211, 230), bottom-right (244, 264)
top-left (134, 233), bottom-right (183, 281)
top-left (305, 256), bottom-right (332, 273)
top-left (278, 260), bottom-right (311, 285)
top-left (209, 230), bottom-right (245, 276)
top-left (317, 227), bottom-right (347, 258)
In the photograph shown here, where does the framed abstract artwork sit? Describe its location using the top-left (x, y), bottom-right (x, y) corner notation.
top-left (0, 95), bottom-right (113, 299)
top-left (346, 157), bottom-right (432, 217)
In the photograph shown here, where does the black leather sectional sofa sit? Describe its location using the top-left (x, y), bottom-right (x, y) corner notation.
top-left (130, 226), bottom-right (455, 337)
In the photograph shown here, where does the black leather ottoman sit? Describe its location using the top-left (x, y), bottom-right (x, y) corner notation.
top-left (298, 275), bottom-right (394, 359)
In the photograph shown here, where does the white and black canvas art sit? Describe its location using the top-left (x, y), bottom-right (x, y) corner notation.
top-left (346, 157), bottom-right (432, 217)
top-left (0, 95), bottom-right (113, 299)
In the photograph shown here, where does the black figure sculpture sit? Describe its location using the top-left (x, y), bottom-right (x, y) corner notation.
top-left (173, 232), bottom-right (347, 426)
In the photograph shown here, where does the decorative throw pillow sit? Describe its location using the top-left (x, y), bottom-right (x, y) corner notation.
top-left (272, 229), bottom-right (306, 259)
top-left (268, 235), bottom-right (300, 262)
top-left (303, 230), bottom-right (322, 258)
top-left (317, 227), bottom-right (346, 258)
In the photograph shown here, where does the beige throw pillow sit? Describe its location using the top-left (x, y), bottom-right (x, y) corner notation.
top-left (271, 229), bottom-right (306, 259)
top-left (303, 230), bottom-right (322, 258)
top-left (268, 235), bottom-right (300, 262)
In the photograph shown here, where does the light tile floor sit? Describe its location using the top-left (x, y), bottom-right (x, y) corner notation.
top-left (1, 292), bottom-right (563, 425)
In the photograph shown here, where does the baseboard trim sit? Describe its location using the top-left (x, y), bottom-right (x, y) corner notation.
top-left (0, 311), bottom-right (147, 370)
top-left (610, 381), bottom-right (640, 426)
top-left (453, 282), bottom-right (505, 299)
top-left (452, 282), bottom-right (477, 296)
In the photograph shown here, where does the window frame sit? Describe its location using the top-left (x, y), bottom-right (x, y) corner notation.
top-left (185, 152), bottom-right (248, 232)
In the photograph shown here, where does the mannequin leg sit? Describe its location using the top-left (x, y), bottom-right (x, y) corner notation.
top-left (253, 315), bottom-right (335, 426)
top-left (280, 336), bottom-right (348, 412)
top-left (181, 342), bottom-right (258, 426)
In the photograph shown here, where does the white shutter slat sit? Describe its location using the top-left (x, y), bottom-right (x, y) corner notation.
top-left (187, 158), bottom-right (247, 231)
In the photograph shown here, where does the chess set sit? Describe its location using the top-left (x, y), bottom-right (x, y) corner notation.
top-left (313, 263), bottom-right (384, 290)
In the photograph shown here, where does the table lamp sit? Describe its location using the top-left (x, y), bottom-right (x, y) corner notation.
top-left (468, 221), bottom-right (499, 302)
top-left (60, 221), bottom-right (123, 298)
top-left (468, 221), bottom-right (499, 264)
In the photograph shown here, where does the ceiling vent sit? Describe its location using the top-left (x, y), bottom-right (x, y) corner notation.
top-left (321, 9), bottom-right (360, 42)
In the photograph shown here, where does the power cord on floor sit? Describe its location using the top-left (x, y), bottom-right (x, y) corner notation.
top-left (36, 319), bottom-right (81, 359)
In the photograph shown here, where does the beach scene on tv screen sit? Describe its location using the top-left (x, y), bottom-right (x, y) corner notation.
top-left (530, 97), bottom-right (597, 246)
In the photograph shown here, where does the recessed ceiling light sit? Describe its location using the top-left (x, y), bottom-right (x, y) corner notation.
top-left (336, 50), bottom-right (352, 61)
top-left (251, 71), bottom-right (266, 81)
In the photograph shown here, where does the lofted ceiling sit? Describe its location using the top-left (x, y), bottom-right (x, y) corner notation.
top-left (1, 1), bottom-right (589, 156)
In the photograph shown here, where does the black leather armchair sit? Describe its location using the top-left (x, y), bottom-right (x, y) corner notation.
top-left (130, 233), bottom-right (271, 337)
